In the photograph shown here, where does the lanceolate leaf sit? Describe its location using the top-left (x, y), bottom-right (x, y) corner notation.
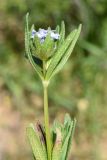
top-left (62, 114), bottom-right (71, 141)
top-left (52, 24), bottom-right (82, 77)
top-left (60, 120), bottom-right (74, 160)
top-left (45, 29), bottom-right (78, 80)
top-left (34, 36), bottom-right (42, 56)
top-left (30, 24), bottom-right (35, 32)
top-left (42, 33), bottom-right (54, 58)
top-left (56, 25), bottom-right (60, 33)
top-left (52, 128), bottom-right (62, 160)
top-left (66, 119), bottom-right (76, 159)
top-left (58, 21), bottom-right (65, 47)
top-left (25, 13), bottom-right (43, 79)
top-left (26, 124), bottom-right (47, 160)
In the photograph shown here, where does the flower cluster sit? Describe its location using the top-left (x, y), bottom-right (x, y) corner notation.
top-left (30, 28), bottom-right (60, 60)
top-left (31, 29), bottom-right (60, 43)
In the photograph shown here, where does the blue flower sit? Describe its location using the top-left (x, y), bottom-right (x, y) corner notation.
top-left (31, 29), bottom-right (36, 38)
top-left (31, 28), bottom-right (60, 42)
top-left (50, 32), bottom-right (60, 40)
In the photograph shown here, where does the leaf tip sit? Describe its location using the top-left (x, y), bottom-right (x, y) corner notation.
top-left (78, 24), bottom-right (82, 33)
top-left (61, 20), bottom-right (65, 25)
top-left (26, 12), bottom-right (29, 17)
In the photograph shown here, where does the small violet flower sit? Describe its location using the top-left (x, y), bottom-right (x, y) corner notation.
top-left (31, 29), bottom-right (36, 38)
top-left (31, 28), bottom-right (60, 42)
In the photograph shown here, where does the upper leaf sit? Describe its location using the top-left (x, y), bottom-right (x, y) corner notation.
top-left (45, 24), bottom-right (81, 80)
top-left (52, 24), bottom-right (82, 77)
top-left (45, 29), bottom-right (78, 80)
top-left (58, 21), bottom-right (65, 47)
top-left (25, 13), bottom-right (43, 79)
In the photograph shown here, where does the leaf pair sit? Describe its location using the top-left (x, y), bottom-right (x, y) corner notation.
top-left (26, 115), bottom-right (76, 160)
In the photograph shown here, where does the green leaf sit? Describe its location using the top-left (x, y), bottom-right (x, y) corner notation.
top-left (30, 24), bottom-right (35, 32)
top-left (64, 114), bottom-right (71, 126)
top-left (42, 33), bottom-right (54, 59)
top-left (25, 13), bottom-right (43, 79)
top-left (34, 35), bottom-right (42, 57)
top-left (45, 29), bottom-right (77, 80)
top-left (46, 24), bottom-right (82, 80)
top-left (26, 124), bottom-right (47, 160)
top-left (58, 21), bottom-right (65, 47)
top-left (56, 25), bottom-right (60, 33)
top-left (66, 119), bottom-right (76, 159)
top-left (52, 128), bottom-right (62, 160)
top-left (60, 118), bottom-right (76, 160)
top-left (51, 120), bottom-right (62, 160)
top-left (62, 114), bottom-right (71, 146)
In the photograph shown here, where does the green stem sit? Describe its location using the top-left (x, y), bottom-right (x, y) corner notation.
top-left (43, 83), bottom-right (51, 160)
top-left (43, 61), bottom-right (46, 76)
top-left (43, 61), bottom-right (51, 160)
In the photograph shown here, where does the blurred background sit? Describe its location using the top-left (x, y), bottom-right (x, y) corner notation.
top-left (0, 0), bottom-right (107, 160)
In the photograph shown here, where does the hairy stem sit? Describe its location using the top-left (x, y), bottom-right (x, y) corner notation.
top-left (43, 61), bottom-right (51, 160)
